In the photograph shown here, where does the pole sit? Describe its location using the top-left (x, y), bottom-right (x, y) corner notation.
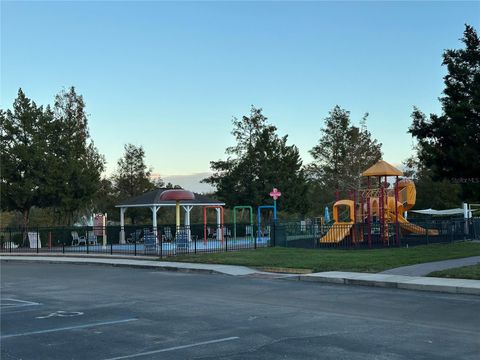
top-left (367, 176), bottom-right (371, 248)
top-left (175, 201), bottom-right (180, 229)
top-left (119, 207), bottom-right (126, 244)
top-left (103, 213), bottom-right (107, 248)
top-left (233, 209), bottom-right (237, 240)
top-left (395, 176), bottom-right (399, 245)
top-left (379, 176), bottom-right (384, 244)
top-left (203, 207), bottom-right (207, 245)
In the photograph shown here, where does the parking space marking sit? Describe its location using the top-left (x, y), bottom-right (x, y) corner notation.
top-left (1, 318), bottom-right (138, 339)
top-left (0, 298), bottom-right (41, 309)
top-left (36, 310), bottom-right (84, 319)
top-left (103, 336), bottom-right (240, 360)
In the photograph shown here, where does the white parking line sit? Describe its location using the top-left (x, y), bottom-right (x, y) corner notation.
top-left (103, 337), bottom-right (240, 360)
top-left (1, 318), bottom-right (138, 339)
top-left (0, 298), bottom-right (41, 309)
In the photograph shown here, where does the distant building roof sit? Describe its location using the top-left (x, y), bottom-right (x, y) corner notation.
top-left (361, 160), bottom-right (403, 177)
top-left (115, 188), bottom-right (225, 208)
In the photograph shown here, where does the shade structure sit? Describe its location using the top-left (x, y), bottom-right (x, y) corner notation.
top-left (361, 160), bottom-right (403, 177)
top-left (115, 188), bottom-right (224, 244)
top-left (159, 190), bottom-right (196, 228)
top-left (159, 189), bottom-right (195, 201)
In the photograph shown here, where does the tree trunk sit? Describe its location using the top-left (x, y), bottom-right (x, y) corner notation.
top-left (22, 208), bottom-right (30, 248)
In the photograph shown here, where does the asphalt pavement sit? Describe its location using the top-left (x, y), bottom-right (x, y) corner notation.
top-left (2, 255), bottom-right (479, 295)
top-left (1, 262), bottom-right (479, 359)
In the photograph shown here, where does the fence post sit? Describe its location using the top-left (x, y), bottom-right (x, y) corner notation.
top-left (448, 222), bottom-right (455, 243)
top-left (254, 224), bottom-right (257, 249)
top-left (272, 221), bottom-right (276, 247)
top-left (225, 229), bottom-right (228, 252)
top-left (134, 239), bottom-right (137, 256)
top-left (63, 243), bottom-right (65, 254)
top-left (87, 236), bottom-right (89, 254)
top-left (426, 227), bottom-right (429, 245)
top-left (36, 228), bottom-right (39, 254)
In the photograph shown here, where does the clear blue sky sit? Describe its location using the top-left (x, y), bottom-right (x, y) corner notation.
top-left (2, 1), bottom-right (479, 191)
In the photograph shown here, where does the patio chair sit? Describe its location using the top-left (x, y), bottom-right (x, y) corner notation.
top-left (246, 225), bottom-right (253, 237)
top-left (223, 227), bottom-right (232, 239)
top-left (207, 227), bottom-right (217, 239)
top-left (86, 231), bottom-right (98, 245)
top-left (127, 229), bottom-right (143, 243)
top-left (143, 229), bottom-right (157, 250)
top-left (28, 232), bottom-right (42, 249)
top-left (71, 231), bottom-right (86, 246)
top-left (175, 229), bottom-right (189, 250)
top-left (163, 227), bottom-right (173, 242)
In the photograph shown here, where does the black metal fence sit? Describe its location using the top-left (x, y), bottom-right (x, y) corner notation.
top-left (272, 218), bottom-right (480, 249)
top-left (0, 223), bottom-right (269, 257)
top-left (1, 218), bottom-right (478, 257)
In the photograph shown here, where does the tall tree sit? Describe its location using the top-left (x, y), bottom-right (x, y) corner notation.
top-left (409, 24), bottom-right (480, 200)
top-left (112, 144), bottom-right (155, 223)
top-left (403, 154), bottom-right (462, 210)
top-left (1, 88), bottom-right (105, 230)
top-left (46, 87), bottom-right (105, 223)
top-left (1, 89), bottom-right (51, 243)
top-left (203, 106), bottom-right (308, 214)
top-left (308, 106), bottom-right (382, 190)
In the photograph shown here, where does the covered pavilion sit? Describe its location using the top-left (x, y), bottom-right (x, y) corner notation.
top-left (115, 188), bottom-right (225, 244)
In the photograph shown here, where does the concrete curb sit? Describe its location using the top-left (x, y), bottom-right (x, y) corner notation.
top-left (2, 254), bottom-right (479, 295)
top-left (299, 272), bottom-right (480, 296)
top-left (0, 254), bottom-right (258, 276)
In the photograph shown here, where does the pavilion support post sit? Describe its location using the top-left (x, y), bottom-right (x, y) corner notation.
top-left (183, 205), bottom-right (193, 241)
top-left (119, 207), bottom-right (126, 244)
top-left (215, 208), bottom-right (221, 241)
top-left (175, 201), bottom-right (181, 230)
top-left (151, 206), bottom-right (160, 244)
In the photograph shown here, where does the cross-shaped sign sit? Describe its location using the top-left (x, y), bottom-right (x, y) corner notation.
top-left (269, 188), bottom-right (282, 200)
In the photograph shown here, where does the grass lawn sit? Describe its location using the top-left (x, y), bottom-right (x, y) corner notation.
top-left (167, 241), bottom-right (480, 273)
top-left (428, 264), bottom-right (480, 280)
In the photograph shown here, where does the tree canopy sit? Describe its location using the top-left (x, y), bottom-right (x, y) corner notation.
top-left (203, 106), bottom-right (308, 214)
top-left (111, 143), bottom-right (156, 223)
top-left (1, 88), bottom-right (105, 234)
top-left (306, 106), bottom-right (382, 214)
top-left (47, 87), bottom-right (105, 223)
top-left (308, 106), bottom-right (382, 188)
top-left (403, 154), bottom-right (462, 210)
top-left (1, 89), bottom-right (50, 235)
top-left (409, 24), bottom-right (480, 200)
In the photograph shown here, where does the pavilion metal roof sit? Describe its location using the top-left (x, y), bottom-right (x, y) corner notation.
top-left (115, 188), bottom-right (225, 208)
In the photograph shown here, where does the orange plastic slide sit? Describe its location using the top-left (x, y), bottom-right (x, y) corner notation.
top-left (396, 213), bottom-right (439, 236)
top-left (320, 222), bottom-right (353, 243)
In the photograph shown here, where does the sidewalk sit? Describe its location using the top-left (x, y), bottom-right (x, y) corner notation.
top-left (1, 253), bottom-right (479, 296)
top-left (0, 254), bottom-right (259, 276)
top-left (300, 271), bottom-right (480, 295)
top-left (380, 256), bottom-right (480, 276)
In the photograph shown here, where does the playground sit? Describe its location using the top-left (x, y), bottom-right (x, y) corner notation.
top-left (1, 161), bottom-right (478, 257)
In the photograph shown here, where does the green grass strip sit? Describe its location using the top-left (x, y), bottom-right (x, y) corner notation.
top-left (166, 242), bottom-right (480, 273)
top-left (428, 264), bottom-right (480, 280)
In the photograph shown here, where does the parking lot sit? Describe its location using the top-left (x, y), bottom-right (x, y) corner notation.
top-left (1, 261), bottom-right (479, 359)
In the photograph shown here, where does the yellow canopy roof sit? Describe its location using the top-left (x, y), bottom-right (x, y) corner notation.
top-left (361, 160), bottom-right (403, 177)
